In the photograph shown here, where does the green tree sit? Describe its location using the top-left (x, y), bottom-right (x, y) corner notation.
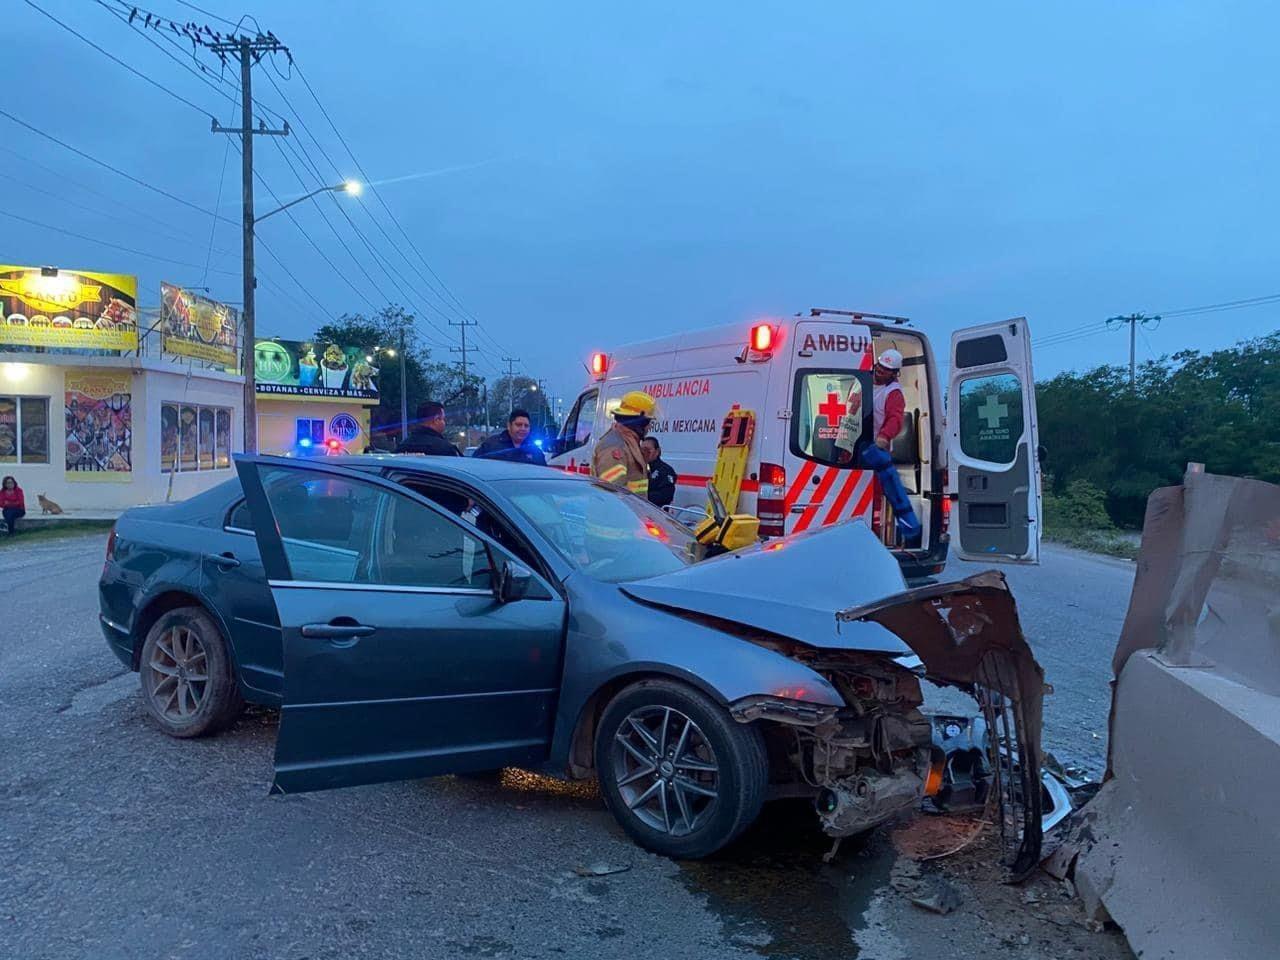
top-left (313, 306), bottom-right (433, 440)
top-left (1035, 331), bottom-right (1280, 528)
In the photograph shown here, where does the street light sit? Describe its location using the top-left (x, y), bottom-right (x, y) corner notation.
top-left (256, 180), bottom-right (362, 224)
top-left (240, 179), bottom-right (361, 454)
top-left (369, 340), bottom-right (410, 443)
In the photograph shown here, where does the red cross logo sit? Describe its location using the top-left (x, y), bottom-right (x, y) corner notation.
top-left (818, 392), bottom-right (847, 426)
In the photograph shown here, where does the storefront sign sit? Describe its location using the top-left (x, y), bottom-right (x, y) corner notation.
top-left (160, 282), bottom-right (239, 368)
top-left (65, 372), bottom-right (132, 481)
top-left (328, 412), bottom-right (361, 443)
top-left (254, 338), bottom-right (378, 399)
top-left (0, 265), bottom-right (138, 351)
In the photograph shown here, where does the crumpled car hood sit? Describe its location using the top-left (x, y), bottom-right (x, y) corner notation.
top-left (620, 521), bottom-right (913, 654)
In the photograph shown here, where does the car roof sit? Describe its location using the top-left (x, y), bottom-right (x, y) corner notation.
top-left (320, 454), bottom-right (587, 483)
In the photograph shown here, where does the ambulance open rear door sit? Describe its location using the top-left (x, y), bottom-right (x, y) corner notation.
top-left (945, 318), bottom-right (1041, 564)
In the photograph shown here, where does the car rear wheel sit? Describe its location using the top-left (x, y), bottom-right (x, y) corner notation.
top-left (139, 606), bottom-right (244, 738)
top-left (595, 679), bottom-right (767, 859)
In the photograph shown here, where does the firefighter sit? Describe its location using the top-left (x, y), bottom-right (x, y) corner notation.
top-left (592, 390), bottom-right (656, 497)
top-left (862, 349), bottom-right (922, 546)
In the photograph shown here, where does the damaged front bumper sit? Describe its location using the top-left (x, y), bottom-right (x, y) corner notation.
top-left (724, 572), bottom-right (1050, 874)
top-left (835, 572), bottom-right (1048, 876)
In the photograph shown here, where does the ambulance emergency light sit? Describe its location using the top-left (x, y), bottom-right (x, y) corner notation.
top-left (590, 352), bottom-right (609, 380)
top-left (742, 322), bottom-right (778, 363)
top-left (750, 322), bottom-right (774, 353)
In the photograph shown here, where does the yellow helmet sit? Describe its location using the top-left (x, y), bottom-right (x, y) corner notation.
top-left (615, 390), bottom-right (657, 418)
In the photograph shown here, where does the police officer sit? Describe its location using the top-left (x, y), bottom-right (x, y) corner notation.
top-left (394, 401), bottom-right (461, 456)
top-left (591, 390), bottom-right (655, 497)
top-left (641, 436), bottom-right (676, 508)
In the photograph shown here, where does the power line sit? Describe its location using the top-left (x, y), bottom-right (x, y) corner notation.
top-left (94, 0), bottom-right (289, 129)
top-left (0, 169), bottom-right (234, 257)
top-left (2, 209), bottom-right (238, 274)
top-left (22, 0), bottom-right (217, 118)
top-left (1154, 293), bottom-right (1280, 318)
top-left (201, 136), bottom-right (233, 286)
top-left (261, 69), bottom-right (474, 333)
top-left (95, 9), bottom-right (467, 351)
top-left (0, 107), bottom-right (236, 224)
top-left (173, 0), bottom-right (245, 30)
top-left (290, 61), bottom-right (507, 347)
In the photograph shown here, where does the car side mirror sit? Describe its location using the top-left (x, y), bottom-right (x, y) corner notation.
top-left (497, 560), bottom-right (536, 604)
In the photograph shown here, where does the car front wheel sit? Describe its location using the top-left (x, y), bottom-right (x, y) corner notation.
top-left (595, 679), bottom-right (767, 859)
top-left (139, 606), bottom-right (244, 738)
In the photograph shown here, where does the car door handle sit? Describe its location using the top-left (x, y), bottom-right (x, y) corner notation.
top-left (300, 622), bottom-right (376, 639)
top-left (204, 552), bottom-right (241, 569)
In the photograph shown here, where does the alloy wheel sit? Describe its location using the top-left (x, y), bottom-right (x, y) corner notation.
top-left (611, 706), bottom-right (720, 836)
top-left (147, 625), bottom-right (208, 721)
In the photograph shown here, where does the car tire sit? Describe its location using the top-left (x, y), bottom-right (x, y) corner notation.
top-left (139, 606), bottom-right (245, 739)
top-left (595, 679), bottom-right (767, 859)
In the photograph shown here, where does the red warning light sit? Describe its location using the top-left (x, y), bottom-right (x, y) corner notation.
top-left (590, 352), bottom-right (608, 378)
top-left (325, 438), bottom-right (341, 451)
top-left (750, 323), bottom-right (774, 354)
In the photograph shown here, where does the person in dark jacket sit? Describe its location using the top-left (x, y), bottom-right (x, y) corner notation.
top-left (474, 409), bottom-right (546, 466)
top-left (394, 401), bottom-right (461, 457)
top-left (641, 437), bottom-right (677, 509)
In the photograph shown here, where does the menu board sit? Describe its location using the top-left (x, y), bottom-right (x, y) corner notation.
top-left (0, 266), bottom-right (137, 351)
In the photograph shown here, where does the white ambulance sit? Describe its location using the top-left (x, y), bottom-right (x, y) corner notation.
top-left (548, 309), bottom-right (1041, 577)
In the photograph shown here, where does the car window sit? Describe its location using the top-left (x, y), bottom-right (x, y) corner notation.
top-left (791, 369), bottom-right (873, 467)
top-left (958, 373), bottom-right (1024, 464)
top-left (499, 477), bottom-right (704, 583)
top-left (257, 465), bottom-right (492, 589)
top-left (226, 498), bottom-right (252, 531)
top-left (397, 477), bottom-right (542, 573)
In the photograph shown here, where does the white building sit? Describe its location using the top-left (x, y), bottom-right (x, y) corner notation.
top-left (1, 353), bottom-right (376, 513)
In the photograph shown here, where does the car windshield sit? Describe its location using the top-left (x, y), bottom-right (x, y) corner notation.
top-left (497, 478), bottom-right (704, 582)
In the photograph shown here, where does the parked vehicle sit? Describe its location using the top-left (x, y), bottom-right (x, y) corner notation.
top-left (549, 310), bottom-right (1042, 578)
top-left (99, 454), bottom-right (1045, 861)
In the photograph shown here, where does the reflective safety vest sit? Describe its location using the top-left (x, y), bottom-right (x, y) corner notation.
top-left (592, 424), bottom-right (649, 497)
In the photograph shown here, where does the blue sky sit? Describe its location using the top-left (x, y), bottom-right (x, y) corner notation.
top-left (6, 0), bottom-right (1279, 400)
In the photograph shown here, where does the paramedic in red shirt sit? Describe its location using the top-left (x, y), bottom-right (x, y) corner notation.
top-left (861, 349), bottom-right (922, 547)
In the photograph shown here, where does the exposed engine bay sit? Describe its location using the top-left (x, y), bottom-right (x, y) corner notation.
top-left (729, 572), bottom-right (1049, 876)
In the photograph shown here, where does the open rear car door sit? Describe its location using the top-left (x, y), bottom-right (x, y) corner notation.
top-left (946, 318), bottom-right (1041, 563)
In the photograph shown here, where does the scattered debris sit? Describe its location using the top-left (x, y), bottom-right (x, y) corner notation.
top-left (909, 877), bottom-right (962, 915)
top-left (572, 862), bottom-right (632, 878)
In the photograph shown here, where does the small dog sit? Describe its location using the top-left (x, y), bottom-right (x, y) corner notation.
top-left (38, 493), bottom-right (65, 515)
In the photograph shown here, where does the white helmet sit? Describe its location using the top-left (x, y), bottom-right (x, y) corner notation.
top-left (876, 348), bottom-right (903, 371)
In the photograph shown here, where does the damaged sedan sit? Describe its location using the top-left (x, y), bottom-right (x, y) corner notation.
top-left (99, 455), bottom-right (1045, 861)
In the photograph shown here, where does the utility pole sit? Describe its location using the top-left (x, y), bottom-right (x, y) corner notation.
top-left (449, 318), bottom-right (479, 444)
top-left (1106, 313), bottom-right (1161, 387)
top-left (398, 327), bottom-right (408, 442)
top-left (211, 34), bottom-right (289, 455)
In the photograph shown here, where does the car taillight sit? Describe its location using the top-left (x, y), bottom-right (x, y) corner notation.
top-left (757, 462), bottom-right (787, 537)
top-left (103, 525), bottom-right (117, 576)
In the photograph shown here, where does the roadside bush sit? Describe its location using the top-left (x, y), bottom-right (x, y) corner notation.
top-left (1043, 479), bottom-right (1111, 534)
top-left (1042, 479), bottom-right (1137, 559)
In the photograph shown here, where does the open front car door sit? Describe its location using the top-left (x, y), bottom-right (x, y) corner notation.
top-left (946, 318), bottom-right (1041, 563)
top-left (233, 455), bottom-right (566, 793)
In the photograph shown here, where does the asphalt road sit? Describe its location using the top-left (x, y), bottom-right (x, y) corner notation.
top-left (1, 532), bottom-right (1134, 960)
